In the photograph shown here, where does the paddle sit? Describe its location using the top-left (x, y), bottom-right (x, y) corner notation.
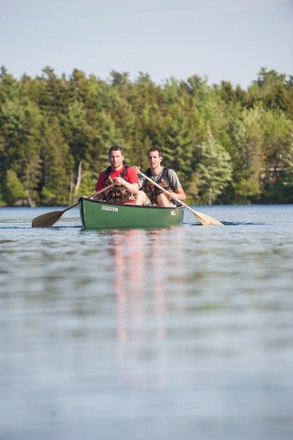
top-left (31, 183), bottom-right (114, 228)
top-left (138, 170), bottom-right (223, 226)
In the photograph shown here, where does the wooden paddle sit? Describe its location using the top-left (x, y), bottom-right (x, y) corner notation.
top-left (31, 183), bottom-right (114, 228)
top-left (138, 170), bottom-right (223, 226)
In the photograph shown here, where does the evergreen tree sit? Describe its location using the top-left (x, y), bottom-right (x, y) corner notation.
top-left (160, 106), bottom-right (195, 184)
top-left (261, 109), bottom-right (293, 202)
top-left (38, 117), bottom-right (73, 205)
top-left (4, 169), bottom-right (28, 205)
top-left (229, 105), bottom-right (265, 202)
top-left (195, 130), bottom-right (233, 205)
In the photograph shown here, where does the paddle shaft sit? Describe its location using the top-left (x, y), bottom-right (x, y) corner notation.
top-left (59, 182), bottom-right (115, 213)
top-left (138, 170), bottom-right (223, 226)
top-left (32, 183), bottom-right (114, 227)
top-left (82, 183), bottom-right (115, 202)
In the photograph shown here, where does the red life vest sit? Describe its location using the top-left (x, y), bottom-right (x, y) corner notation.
top-left (102, 165), bottom-right (136, 203)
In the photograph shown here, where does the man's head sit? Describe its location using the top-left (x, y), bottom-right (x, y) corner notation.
top-left (147, 147), bottom-right (163, 159)
top-left (147, 147), bottom-right (163, 170)
top-left (108, 145), bottom-right (124, 156)
top-left (108, 145), bottom-right (124, 170)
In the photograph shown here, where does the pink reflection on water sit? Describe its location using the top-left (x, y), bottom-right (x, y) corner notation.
top-left (109, 228), bottom-right (185, 390)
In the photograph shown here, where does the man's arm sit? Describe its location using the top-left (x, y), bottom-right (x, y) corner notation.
top-left (114, 167), bottom-right (139, 195)
top-left (168, 170), bottom-right (186, 201)
top-left (114, 176), bottom-right (139, 195)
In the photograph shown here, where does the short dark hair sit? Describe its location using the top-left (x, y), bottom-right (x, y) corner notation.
top-left (108, 145), bottom-right (124, 156)
top-left (147, 147), bottom-right (163, 157)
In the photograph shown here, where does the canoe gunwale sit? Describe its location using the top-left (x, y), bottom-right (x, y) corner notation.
top-left (79, 197), bottom-right (183, 210)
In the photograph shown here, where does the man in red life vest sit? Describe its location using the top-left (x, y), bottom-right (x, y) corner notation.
top-left (136, 147), bottom-right (186, 206)
top-left (92, 146), bottom-right (139, 204)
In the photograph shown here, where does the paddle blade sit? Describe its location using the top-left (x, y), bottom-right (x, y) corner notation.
top-left (32, 210), bottom-right (64, 227)
top-left (193, 211), bottom-right (223, 226)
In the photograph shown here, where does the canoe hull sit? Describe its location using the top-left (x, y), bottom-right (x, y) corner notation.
top-left (79, 197), bottom-right (184, 229)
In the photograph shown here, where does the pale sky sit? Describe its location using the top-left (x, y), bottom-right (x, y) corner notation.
top-left (0, 0), bottom-right (292, 89)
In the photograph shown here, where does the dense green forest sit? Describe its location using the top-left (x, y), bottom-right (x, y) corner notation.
top-left (0, 66), bottom-right (292, 207)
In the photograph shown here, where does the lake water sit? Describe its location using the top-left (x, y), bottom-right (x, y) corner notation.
top-left (0, 205), bottom-right (292, 440)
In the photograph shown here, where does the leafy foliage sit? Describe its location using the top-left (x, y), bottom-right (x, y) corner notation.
top-left (0, 66), bottom-right (292, 206)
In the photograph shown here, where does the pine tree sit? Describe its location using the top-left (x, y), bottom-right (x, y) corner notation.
top-left (195, 130), bottom-right (233, 205)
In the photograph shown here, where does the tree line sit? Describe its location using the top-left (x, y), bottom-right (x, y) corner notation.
top-left (0, 66), bottom-right (292, 206)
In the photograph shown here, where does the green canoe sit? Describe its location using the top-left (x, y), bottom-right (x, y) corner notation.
top-left (79, 197), bottom-right (184, 229)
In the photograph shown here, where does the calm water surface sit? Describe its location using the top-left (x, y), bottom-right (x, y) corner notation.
top-left (0, 205), bottom-right (292, 440)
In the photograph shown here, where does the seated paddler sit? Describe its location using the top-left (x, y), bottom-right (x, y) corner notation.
top-left (92, 146), bottom-right (139, 204)
top-left (135, 147), bottom-right (186, 206)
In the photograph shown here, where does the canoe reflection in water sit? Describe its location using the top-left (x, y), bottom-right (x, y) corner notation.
top-left (108, 228), bottom-right (185, 388)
